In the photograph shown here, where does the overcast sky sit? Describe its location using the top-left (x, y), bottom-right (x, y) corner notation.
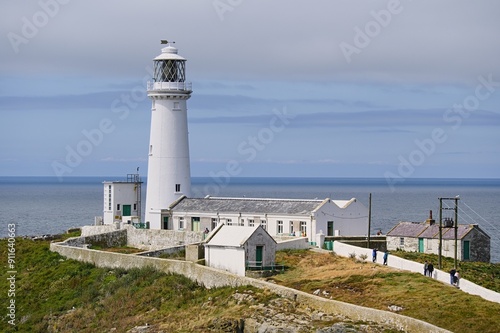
top-left (1, 0), bottom-right (499, 181)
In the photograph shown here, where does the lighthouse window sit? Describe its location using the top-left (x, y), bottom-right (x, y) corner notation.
top-left (173, 102), bottom-right (180, 110)
top-left (175, 184), bottom-right (181, 192)
top-left (149, 145), bottom-right (153, 155)
top-left (117, 204), bottom-right (120, 211)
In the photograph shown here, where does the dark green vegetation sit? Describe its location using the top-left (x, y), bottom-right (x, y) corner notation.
top-left (272, 249), bottom-right (500, 333)
top-left (390, 250), bottom-right (500, 292)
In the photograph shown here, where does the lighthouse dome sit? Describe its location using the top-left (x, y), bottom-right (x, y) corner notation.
top-left (153, 45), bottom-right (186, 61)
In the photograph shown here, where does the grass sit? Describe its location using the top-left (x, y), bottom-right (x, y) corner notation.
top-left (271, 249), bottom-right (500, 333)
top-left (389, 250), bottom-right (500, 292)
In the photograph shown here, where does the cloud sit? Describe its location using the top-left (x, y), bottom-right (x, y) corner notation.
top-left (190, 108), bottom-right (500, 128)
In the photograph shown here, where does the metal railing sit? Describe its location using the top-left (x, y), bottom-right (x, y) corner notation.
top-left (245, 261), bottom-right (285, 272)
top-left (147, 81), bottom-right (192, 91)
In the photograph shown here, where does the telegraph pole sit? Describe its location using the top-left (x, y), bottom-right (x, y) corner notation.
top-left (367, 193), bottom-right (372, 248)
top-left (438, 197), bottom-right (460, 269)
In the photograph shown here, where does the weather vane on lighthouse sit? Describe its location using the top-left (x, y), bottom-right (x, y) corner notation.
top-left (160, 40), bottom-right (175, 45)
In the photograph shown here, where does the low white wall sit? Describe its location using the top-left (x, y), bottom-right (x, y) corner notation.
top-left (332, 241), bottom-right (500, 304)
top-left (276, 237), bottom-right (311, 251)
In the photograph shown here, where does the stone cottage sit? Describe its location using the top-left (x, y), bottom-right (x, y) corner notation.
top-left (386, 217), bottom-right (490, 262)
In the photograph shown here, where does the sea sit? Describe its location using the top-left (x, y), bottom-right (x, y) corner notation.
top-left (1, 176), bottom-right (499, 263)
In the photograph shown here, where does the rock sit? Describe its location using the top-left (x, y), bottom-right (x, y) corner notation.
top-left (313, 289), bottom-right (321, 295)
top-left (388, 305), bottom-right (403, 312)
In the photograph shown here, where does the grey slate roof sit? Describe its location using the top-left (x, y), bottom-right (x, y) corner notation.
top-left (170, 197), bottom-right (325, 215)
top-left (387, 221), bottom-right (486, 240)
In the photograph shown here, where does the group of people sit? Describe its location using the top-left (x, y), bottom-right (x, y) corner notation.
top-left (423, 261), bottom-right (434, 277)
top-left (423, 261), bottom-right (461, 287)
top-left (449, 268), bottom-right (461, 288)
top-left (372, 248), bottom-right (389, 265)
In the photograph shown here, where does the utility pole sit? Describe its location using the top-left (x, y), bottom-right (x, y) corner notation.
top-left (367, 193), bottom-right (372, 248)
top-left (438, 197), bottom-right (460, 270)
top-left (438, 198), bottom-right (443, 269)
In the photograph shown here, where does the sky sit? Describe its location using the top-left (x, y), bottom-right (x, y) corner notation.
top-left (1, 0), bottom-right (499, 181)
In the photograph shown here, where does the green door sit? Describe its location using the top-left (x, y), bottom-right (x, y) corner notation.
top-left (256, 246), bottom-right (263, 266)
top-left (163, 216), bottom-right (169, 230)
top-left (327, 221), bottom-right (334, 236)
top-left (464, 241), bottom-right (470, 260)
top-left (192, 217), bottom-right (200, 232)
top-left (418, 238), bottom-right (424, 253)
top-left (123, 205), bottom-right (131, 216)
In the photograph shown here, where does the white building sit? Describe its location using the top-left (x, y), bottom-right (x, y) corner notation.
top-left (102, 174), bottom-right (142, 225)
top-left (205, 225), bottom-right (277, 276)
top-left (145, 42), bottom-right (192, 229)
top-left (166, 196), bottom-right (369, 243)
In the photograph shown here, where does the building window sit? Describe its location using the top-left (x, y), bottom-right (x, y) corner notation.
top-left (261, 220), bottom-right (267, 230)
top-left (173, 101), bottom-right (180, 110)
top-left (108, 185), bottom-right (111, 190)
top-left (133, 203), bottom-right (137, 211)
top-left (211, 218), bottom-right (218, 230)
top-left (149, 145), bottom-right (153, 155)
top-left (277, 220), bottom-right (283, 234)
top-left (300, 221), bottom-right (307, 235)
top-left (117, 204), bottom-right (120, 211)
top-left (248, 219), bottom-right (255, 227)
top-left (289, 221), bottom-right (294, 234)
top-left (239, 219), bottom-right (245, 226)
top-left (175, 184), bottom-right (181, 192)
top-left (227, 218), bottom-right (233, 226)
top-left (400, 237), bottom-right (405, 246)
top-left (179, 217), bottom-right (184, 230)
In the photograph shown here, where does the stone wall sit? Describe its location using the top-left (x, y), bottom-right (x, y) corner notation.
top-left (124, 225), bottom-right (204, 250)
top-left (51, 241), bottom-right (452, 333)
top-left (81, 225), bottom-right (116, 237)
top-left (64, 230), bottom-right (127, 248)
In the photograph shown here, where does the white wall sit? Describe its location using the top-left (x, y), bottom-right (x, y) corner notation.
top-left (206, 246), bottom-right (245, 276)
top-left (315, 200), bottom-right (368, 237)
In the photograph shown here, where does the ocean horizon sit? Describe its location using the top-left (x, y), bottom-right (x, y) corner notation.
top-left (1, 176), bottom-right (499, 262)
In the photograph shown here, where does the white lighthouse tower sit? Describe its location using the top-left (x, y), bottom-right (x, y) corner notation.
top-left (145, 41), bottom-right (192, 229)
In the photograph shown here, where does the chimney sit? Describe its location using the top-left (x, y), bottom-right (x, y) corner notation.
top-left (426, 210), bottom-right (435, 225)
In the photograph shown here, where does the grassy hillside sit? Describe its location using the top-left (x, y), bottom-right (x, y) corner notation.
top-left (272, 250), bottom-right (500, 333)
top-left (0, 237), bottom-right (403, 333)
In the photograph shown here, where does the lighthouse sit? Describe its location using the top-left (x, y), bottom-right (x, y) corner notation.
top-left (145, 42), bottom-right (192, 229)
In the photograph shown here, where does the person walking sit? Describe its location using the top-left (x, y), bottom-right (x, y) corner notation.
top-left (383, 251), bottom-right (388, 265)
top-left (427, 262), bottom-right (434, 278)
top-left (449, 268), bottom-right (457, 285)
top-left (372, 248), bottom-right (378, 263)
top-left (454, 270), bottom-right (461, 288)
top-left (424, 261), bottom-right (429, 276)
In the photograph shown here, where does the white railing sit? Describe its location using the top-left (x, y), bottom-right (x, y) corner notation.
top-left (147, 81), bottom-right (192, 91)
